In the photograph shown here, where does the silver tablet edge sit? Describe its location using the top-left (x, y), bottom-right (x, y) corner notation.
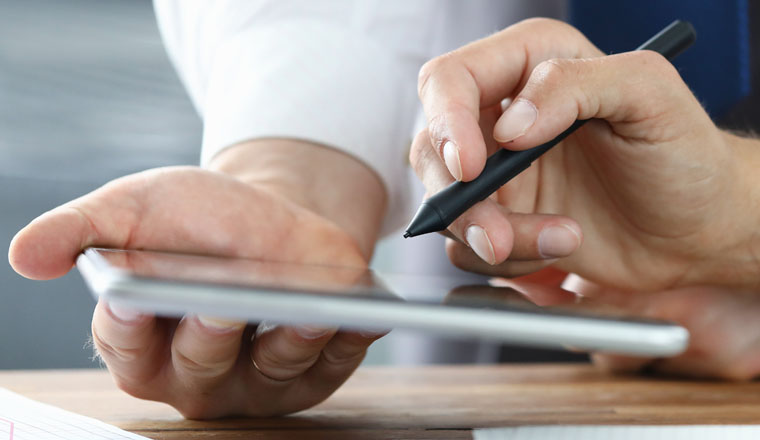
top-left (76, 251), bottom-right (689, 357)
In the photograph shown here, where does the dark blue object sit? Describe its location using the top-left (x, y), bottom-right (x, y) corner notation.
top-left (569, 0), bottom-right (750, 119)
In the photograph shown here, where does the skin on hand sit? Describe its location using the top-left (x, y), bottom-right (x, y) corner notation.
top-left (8, 139), bottom-right (388, 418)
top-left (481, 269), bottom-right (760, 381)
top-left (561, 274), bottom-right (760, 381)
top-left (410, 17), bottom-right (760, 292)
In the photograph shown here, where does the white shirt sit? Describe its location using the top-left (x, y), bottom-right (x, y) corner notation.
top-left (153, 0), bottom-right (564, 235)
top-left (154, 0), bottom-right (566, 365)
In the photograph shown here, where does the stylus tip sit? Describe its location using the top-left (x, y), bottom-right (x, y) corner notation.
top-left (403, 231), bottom-right (411, 238)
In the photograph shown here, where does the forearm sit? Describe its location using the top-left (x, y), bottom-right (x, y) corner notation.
top-left (207, 138), bottom-right (387, 261)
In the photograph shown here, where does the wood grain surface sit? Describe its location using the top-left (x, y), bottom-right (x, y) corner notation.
top-left (1, 364), bottom-right (759, 439)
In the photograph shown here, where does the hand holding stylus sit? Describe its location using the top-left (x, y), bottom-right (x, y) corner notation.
top-left (411, 18), bottom-right (760, 291)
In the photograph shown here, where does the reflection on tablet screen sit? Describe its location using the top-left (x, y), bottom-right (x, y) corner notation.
top-left (91, 248), bottom-right (668, 323)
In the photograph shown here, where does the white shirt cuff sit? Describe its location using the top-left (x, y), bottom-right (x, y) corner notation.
top-left (200, 19), bottom-right (417, 235)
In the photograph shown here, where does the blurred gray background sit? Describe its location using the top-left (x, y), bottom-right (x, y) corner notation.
top-left (0, 0), bottom-right (201, 368)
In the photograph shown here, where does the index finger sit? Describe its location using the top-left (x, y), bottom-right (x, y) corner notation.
top-left (417, 18), bottom-right (601, 182)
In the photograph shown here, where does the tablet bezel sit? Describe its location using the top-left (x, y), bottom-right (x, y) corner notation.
top-left (76, 248), bottom-right (689, 357)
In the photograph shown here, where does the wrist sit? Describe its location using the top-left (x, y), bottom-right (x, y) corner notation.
top-left (733, 133), bottom-right (760, 289)
top-left (690, 132), bottom-right (760, 290)
top-left (206, 138), bottom-right (387, 261)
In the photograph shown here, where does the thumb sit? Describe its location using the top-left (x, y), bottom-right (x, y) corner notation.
top-left (493, 50), bottom-right (708, 148)
top-left (9, 167), bottom-right (366, 281)
top-left (7, 168), bottom-right (273, 280)
top-left (9, 195), bottom-right (136, 280)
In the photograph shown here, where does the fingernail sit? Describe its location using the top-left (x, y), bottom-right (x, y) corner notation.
top-left (197, 315), bottom-right (246, 332)
top-left (294, 325), bottom-right (331, 339)
top-left (466, 225), bottom-right (496, 265)
top-left (442, 140), bottom-right (463, 181)
top-left (108, 302), bottom-right (143, 323)
top-left (499, 97), bottom-right (513, 112)
top-left (538, 224), bottom-right (581, 258)
top-left (494, 99), bottom-right (537, 142)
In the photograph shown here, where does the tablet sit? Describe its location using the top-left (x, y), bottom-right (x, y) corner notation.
top-left (76, 248), bottom-right (689, 357)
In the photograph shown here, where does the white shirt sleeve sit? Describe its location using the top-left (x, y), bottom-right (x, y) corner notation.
top-left (153, 0), bottom-right (440, 234)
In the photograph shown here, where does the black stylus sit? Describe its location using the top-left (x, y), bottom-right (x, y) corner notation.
top-left (404, 20), bottom-right (696, 238)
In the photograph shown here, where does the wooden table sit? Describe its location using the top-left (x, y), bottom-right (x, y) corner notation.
top-left (1, 364), bottom-right (759, 439)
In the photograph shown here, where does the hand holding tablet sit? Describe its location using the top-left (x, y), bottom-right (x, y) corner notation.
top-left (9, 166), bottom-right (383, 418)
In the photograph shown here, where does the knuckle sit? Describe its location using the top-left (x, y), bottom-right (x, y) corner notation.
top-left (254, 339), bottom-right (319, 377)
top-left (424, 101), bottom-right (470, 148)
top-left (172, 348), bottom-right (235, 378)
top-left (532, 58), bottom-right (573, 89)
top-left (417, 56), bottom-right (448, 98)
top-left (529, 58), bottom-right (596, 117)
top-left (615, 51), bottom-right (687, 105)
top-left (91, 330), bottom-right (143, 365)
top-left (408, 129), bottom-right (431, 170)
top-left (634, 50), bottom-right (683, 85)
top-left (633, 49), bottom-right (670, 68)
top-left (320, 347), bottom-right (366, 368)
top-left (409, 130), bottom-right (441, 177)
top-left (425, 112), bottom-right (448, 147)
top-left (515, 17), bottom-right (565, 31)
top-left (515, 18), bottom-right (587, 45)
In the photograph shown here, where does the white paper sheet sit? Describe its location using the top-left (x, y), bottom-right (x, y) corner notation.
top-left (0, 388), bottom-right (148, 440)
top-left (474, 425), bottom-right (760, 440)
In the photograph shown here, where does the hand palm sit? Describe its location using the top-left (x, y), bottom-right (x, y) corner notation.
top-left (10, 167), bottom-right (375, 418)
